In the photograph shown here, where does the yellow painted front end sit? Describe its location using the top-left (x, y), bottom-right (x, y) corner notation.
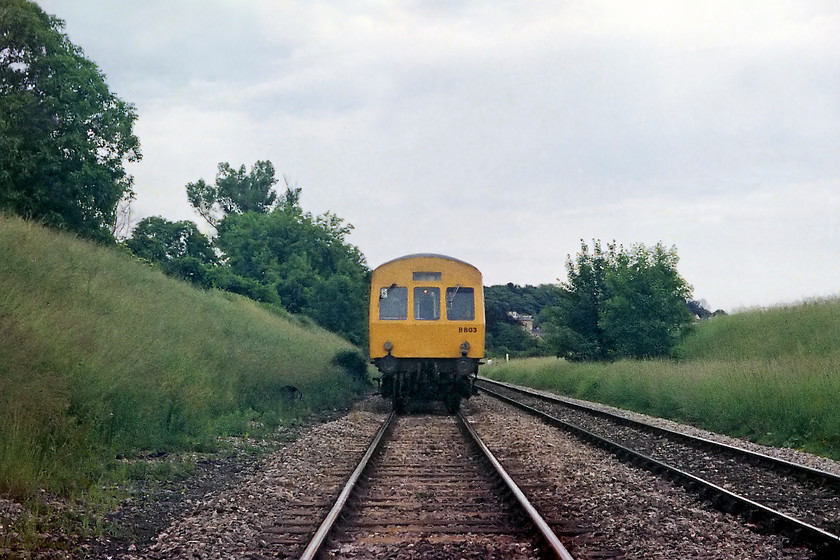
top-left (368, 254), bottom-right (485, 361)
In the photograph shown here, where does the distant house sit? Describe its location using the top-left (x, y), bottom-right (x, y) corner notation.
top-left (507, 311), bottom-right (536, 335)
top-left (686, 300), bottom-right (727, 322)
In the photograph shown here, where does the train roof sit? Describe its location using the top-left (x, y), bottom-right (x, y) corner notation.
top-left (373, 253), bottom-right (478, 271)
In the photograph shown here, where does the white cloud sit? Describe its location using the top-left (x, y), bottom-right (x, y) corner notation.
top-left (38, 0), bottom-right (840, 310)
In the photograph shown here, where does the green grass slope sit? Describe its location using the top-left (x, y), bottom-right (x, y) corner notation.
top-left (0, 216), bottom-right (368, 499)
top-left (485, 299), bottom-right (840, 459)
top-left (676, 299), bottom-right (840, 361)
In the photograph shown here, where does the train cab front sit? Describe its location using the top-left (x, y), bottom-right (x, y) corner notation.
top-left (368, 254), bottom-right (485, 414)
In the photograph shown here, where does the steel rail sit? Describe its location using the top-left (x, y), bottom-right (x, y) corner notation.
top-left (455, 411), bottom-right (575, 560)
top-left (299, 411), bottom-right (395, 560)
top-left (477, 377), bottom-right (840, 489)
top-left (479, 384), bottom-right (840, 558)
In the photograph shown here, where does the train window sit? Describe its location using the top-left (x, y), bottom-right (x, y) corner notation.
top-left (414, 287), bottom-right (440, 320)
top-left (446, 287), bottom-right (475, 320)
top-left (379, 286), bottom-right (407, 320)
top-left (413, 271), bottom-right (441, 281)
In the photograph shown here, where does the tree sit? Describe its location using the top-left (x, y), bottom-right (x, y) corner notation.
top-left (544, 240), bottom-right (693, 360)
top-left (181, 161), bottom-right (369, 342)
top-left (124, 215), bottom-right (284, 304)
top-left (125, 216), bottom-right (217, 281)
top-left (305, 274), bottom-right (368, 346)
top-left (186, 161), bottom-right (279, 228)
top-left (483, 283), bottom-right (558, 357)
top-left (599, 243), bottom-right (693, 358)
top-left (0, 0), bottom-right (141, 241)
top-left (544, 240), bottom-right (616, 361)
top-left (213, 189), bottom-right (369, 344)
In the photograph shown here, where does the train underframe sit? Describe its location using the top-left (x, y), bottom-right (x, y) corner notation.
top-left (374, 356), bottom-right (480, 414)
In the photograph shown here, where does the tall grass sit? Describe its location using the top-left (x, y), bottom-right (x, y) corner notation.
top-left (675, 299), bottom-right (840, 360)
top-left (0, 216), bottom-right (369, 499)
top-left (485, 298), bottom-right (840, 459)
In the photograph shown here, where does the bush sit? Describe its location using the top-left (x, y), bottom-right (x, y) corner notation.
top-left (332, 349), bottom-right (370, 383)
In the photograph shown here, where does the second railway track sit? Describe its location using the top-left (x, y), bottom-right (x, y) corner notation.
top-left (477, 377), bottom-right (840, 558)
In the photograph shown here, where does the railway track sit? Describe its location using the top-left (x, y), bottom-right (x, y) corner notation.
top-left (301, 410), bottom-right (574, 559)
top-left (477, 377), bottom-right (840, 558)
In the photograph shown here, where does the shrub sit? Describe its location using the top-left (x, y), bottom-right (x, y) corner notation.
top-left (332, 349), bottom-right (370, 383)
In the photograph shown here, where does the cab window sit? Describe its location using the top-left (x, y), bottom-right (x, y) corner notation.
top-left (414, 287), bottom-right (440, 320)
top-left (413, 271), bottom-right (441, 281)
top-left (379, 286), bottom-right (407, 320)
top-left (446, 287), bottom-right (475, 320)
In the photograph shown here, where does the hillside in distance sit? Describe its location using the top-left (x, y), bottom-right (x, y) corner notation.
top-left (675, 297), bottom-right (840, 361)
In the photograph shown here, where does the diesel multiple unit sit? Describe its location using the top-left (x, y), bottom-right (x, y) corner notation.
top-left (369, 254), bottom-right (485, 413)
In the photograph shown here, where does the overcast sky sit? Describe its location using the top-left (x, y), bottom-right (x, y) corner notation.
top-left (39, 0), bottom-right (840, 311)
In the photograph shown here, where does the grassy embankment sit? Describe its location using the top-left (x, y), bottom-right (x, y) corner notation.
top-left (483, 299), bottom-right (840, 459)
top-left (0, 215), bottom-right (370, 506)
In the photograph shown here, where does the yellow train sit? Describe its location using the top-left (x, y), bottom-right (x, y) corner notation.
top-left (369, 254), bottom-right (485, 413)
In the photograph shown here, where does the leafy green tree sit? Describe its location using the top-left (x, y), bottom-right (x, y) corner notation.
top-left (124, 215), bottom-right (282, 304)
top-left (124, 216), bottom-right (217, 283)
top-left (126, 217), bottom-right (216, 265)
top-left (305, 274), bottom-right (368, 346)
top-left (544, 240), bottom-right (616, 361)
top-left (186, 161), bottom-right (279, 227)
top-left (181, 160), bottom-right (369, 342)
top-left (544, 240), bottom-right (693, 360)
top-left (0, 0), bottom-right (141, 241)
top-left (202, 266), bottom-right (281, 305)
top-left (600, 243), bottom-right (693, 358)
top-left (214, 190), bottom-right (369, 344)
